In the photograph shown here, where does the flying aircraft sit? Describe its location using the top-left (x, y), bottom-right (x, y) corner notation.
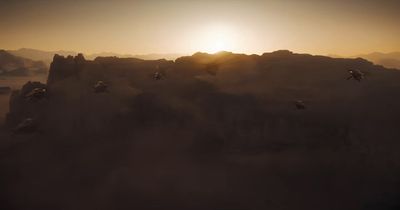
top-left (347, 69), bottom-right (365, 82)
top-left (294, 100), bottom-right (306, 110)
top-left (93, 81), bottom-right (108, 93)
top-left (25, 88), bottom-right (47, 101)
top-left (153, 71), bottom-right (165, 80)
top-left (14, 118), bottom-right (36, 134)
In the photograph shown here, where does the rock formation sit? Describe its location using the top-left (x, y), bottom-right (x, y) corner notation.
top-left (3, 51), bottom-right (400, 210)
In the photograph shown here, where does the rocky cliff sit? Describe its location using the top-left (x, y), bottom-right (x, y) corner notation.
top-left (6, 51), bottom-right (400, 147)
top-left (2, 51), bottom-right (400, 210)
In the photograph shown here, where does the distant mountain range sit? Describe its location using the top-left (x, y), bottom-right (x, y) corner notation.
top-left (0, 50), bottom-right (47, 77)
top-left (330, 52), bottom-right (400, 70)
top-left (7, 48), bottom-right (400, 70)
top-left (7, 48), bottom-right (77, 64)
top-left (355, 52), bottom-right (400, 70)
top-left (7, 48), bottom-right (184, 64)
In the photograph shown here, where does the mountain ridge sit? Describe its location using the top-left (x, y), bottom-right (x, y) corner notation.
top-left (9, 47), bottom-right (400, 70)
top-left (330, 51), bottom-right (400, 70)
top-left (7, 48), bottom-right (185, 64)
top-left (0, 49), bottom-right (47, 77)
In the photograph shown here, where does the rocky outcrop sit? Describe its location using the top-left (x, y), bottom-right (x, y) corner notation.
top-left (5, 81), bottom-right (47, 128)
top-left (47, 53), bottom-right (86, 85)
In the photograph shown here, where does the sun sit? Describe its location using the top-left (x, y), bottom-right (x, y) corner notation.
top-left (203, 30), bottom-right (230, 53)
top-left (196, 24), bottom-right (236, 53)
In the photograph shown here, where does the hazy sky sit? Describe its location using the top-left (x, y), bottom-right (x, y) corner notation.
top-left (0, 0), bottom-right (399, 55)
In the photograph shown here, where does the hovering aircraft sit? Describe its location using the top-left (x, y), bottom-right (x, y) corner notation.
top-left (153, 71), bottom-right (165, 80)
top-left (294, 100), bottom-right (306, 110)
top-left (93, 81), bottom-right (108, 93)
top-left (205, 63), bottom-right (219, 76)
top-left (25, 88), bottom-right (47, 101)
top-left (347, 70), bottom-right (365, 82)
top-left (14, 118), bottom-right (36, 134)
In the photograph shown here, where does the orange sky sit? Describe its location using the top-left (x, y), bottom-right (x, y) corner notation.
top-left (0, 0), bottom-right (399, 56)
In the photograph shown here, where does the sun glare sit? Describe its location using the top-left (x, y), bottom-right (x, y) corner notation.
top-left (196, 24), bottom-right (236, 54)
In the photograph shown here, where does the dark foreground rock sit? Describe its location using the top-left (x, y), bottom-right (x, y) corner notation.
top-left (1, 51), bottom-right (400, 210)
